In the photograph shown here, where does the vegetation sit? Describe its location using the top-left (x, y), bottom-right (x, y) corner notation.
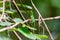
top-left (0, 0), bottom-right (60, 40)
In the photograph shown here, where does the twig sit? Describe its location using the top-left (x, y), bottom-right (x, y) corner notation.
top-left (5, 0), bottom-right (11, 2)
top-left (0, 16), bottom-right (60, 32)
top-left (0, 0), bottom-right (5, 22)
top-left (35, 16), bottom-right (60, 21)
top-left (0, 23), bottom-right (19, 32)
top-left (43, 16), bottom-right (60, 20)
top-left (13, 31), bottom-right (22, 40)
top-left (30, 0), bottom-right (54, 40)
top-left (12, 0), bottom-right (25, 20)
top-left (2, 0), bottom-right (5, 16)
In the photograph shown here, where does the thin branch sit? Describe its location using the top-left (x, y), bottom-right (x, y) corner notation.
top-left (0, 16), bottom-right (60, 32)
top-left (12, 0), bottom-right (25, 20)
top-left (5, 0), bottom-right (11, 2)
top-left (35, 16), bottom-right (60, 21)
top-left (0, 23), bottom-right (19, 32)
top-left (0, 19), bottom-right (29, 32)
top-left (43, 16), bottom-right (60, 20)
top-left (0, 0), bottom-right (5, 22)
top-left (2, 0), bottom-right (5, 16)
top-left (30, 0), bottom-right (54, 40)
top-left (13, 31), bottom-right (22, 40)
top-left (22, 16), bottom-right (60, 23)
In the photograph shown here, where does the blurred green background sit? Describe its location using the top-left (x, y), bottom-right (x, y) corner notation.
top-left (0, 0), bottom-right (60, 40)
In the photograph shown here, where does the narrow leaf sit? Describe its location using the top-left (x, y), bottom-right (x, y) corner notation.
top-left (17, 4), bottom-right (32, 9)
top-left (29, 11), bottom-right (35, 28)
top-left (29, 11), bottom-right (35, 23)
top-left (0, 22), bottom-right (13, 26)
top-left (13, 18), bottom-right (23, 23)
top-left (36, 35), bottom-right (48, 39)
top-left (22, 24), bottom-right (36, 30)
top-left (5, 10), bottom-right (17, 14)
top-left (17, 27), bottom-right (36, 39)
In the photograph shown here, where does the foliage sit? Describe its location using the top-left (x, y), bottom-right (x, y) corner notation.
top-left (0, 0), bottom-right (60, 40)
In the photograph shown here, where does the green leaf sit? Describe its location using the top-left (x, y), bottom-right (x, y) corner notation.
top-left (22, 24), bottom-right (36, 30)
top-left (36, 35), bottom-right (48, 39)
top-left (0, 10), bottom-right (27, 14)
top-left (17, 27), bottom-right (36, 39)
top-left (13, 18), bottom-right (36, 30)
top-left (13, 18), bottom-right (23, 23)
top-left (29, 11), bottom-right (35, 28)
top-left (29, 11), bottom-right (35, 23)
top-left (0, 22), bottom-right (13, 26)
top-left (5, 10), bottom-right (17, 14)
top-left (22, 5), bottom-right (32, 9)
top-left (0, 36), bottom-right (12, 40)
top-left (9, 28), bottom-right (17, 31)
top-left (17, 4), bottom-right (32, 9)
